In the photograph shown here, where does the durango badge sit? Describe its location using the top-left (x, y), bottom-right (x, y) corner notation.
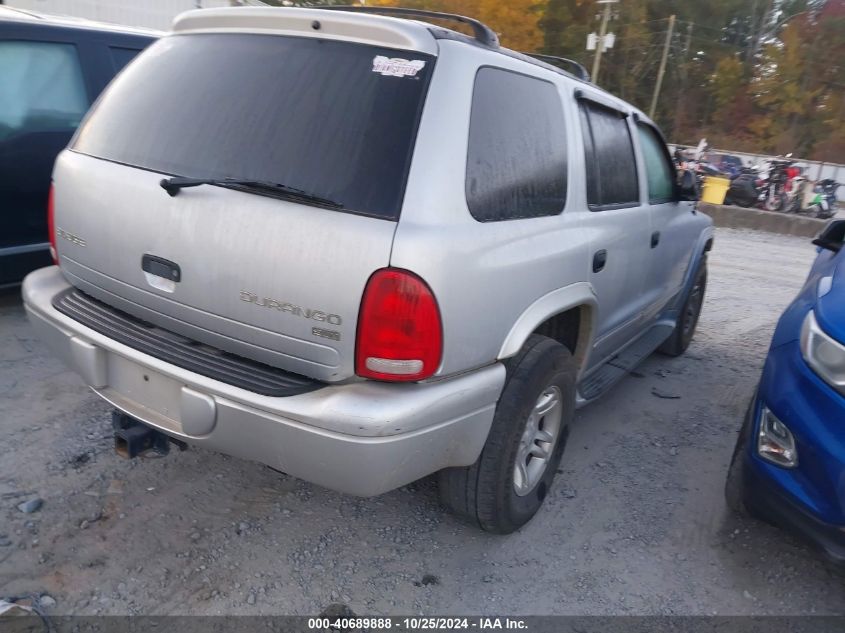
top-left (240, 290), bottom-right (342, 326)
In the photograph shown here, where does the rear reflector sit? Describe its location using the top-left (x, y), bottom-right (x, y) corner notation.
top-left (355, 268), bottom-right (442, 382)
top-left (365, 358), bottom-right (423, 375)
top-left (47, 184), bottom-right (57, 264)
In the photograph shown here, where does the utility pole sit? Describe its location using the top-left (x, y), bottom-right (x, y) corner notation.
top-left (591, 0), bottom-right (616, 84)
top-left (672, 20), bottom-right (693, 138)
top-left (649, 13), bottom-right (675, 120)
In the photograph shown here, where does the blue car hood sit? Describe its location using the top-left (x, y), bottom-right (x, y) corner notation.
top-left (816, 258), bottom-right (845, 344)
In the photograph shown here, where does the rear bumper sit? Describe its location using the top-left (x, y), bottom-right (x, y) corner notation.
top-left (23, 266), bottom-right (505, 496)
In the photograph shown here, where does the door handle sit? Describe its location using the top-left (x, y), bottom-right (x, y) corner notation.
top-left (592, 249), bottom-right (607, 273)
top-left (651, 231), bottom-right (661, 248)
top-left (142, 254), bottom-right (181, 281)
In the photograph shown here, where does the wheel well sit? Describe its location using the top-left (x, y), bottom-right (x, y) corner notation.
top-left (532, 307), bottom-right (589, 368)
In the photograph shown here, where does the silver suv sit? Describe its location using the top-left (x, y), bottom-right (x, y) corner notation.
top-left (23, 6), bottom-right (713, 533)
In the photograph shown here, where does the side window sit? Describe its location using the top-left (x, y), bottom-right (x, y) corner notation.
top-left (0, 41), bottom-right (89, 142)
top-left (579, 100), bottom-right (639, 209)
top-left (109, 46), bottom-right (142, 73)
top-left (637, 123), bottom-right (676, 203)
top-left (466, 67), bottom-right (567, 222)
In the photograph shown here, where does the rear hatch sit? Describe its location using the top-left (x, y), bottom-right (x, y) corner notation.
top-left (52, 31), bottom-right (435, 382)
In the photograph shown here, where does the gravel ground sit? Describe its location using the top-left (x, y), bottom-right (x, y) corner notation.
top-left (2, 227), bottom-right (844, 616)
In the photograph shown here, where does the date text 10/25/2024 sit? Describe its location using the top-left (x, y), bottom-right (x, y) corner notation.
top-left (307, 617), bottom-right (528, 630)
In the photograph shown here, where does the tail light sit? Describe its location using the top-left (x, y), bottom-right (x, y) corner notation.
top-left (47, 184), bottom-right (57, 264)
top-left (355, 268), bottom-right (442, 382)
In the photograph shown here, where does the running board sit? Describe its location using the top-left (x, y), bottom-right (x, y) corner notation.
top-left (576, 323), bottom-right (674, 406)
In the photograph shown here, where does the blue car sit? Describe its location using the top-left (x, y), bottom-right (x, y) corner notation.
top-left (726, 220), bottom-right (845, 561)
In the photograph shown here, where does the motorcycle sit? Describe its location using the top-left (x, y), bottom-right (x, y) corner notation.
top-left (806, 179), bottom-right (840, 219)
top-left (725, 165), bottom-right (765, 208)
top-left (762, 158), bottom-right (795, 212)
top-left (784, 165), bottom-right (807, 214)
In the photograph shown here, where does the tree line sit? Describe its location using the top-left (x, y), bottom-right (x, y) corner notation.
top-left (362, 0), bottom-right (843, 162)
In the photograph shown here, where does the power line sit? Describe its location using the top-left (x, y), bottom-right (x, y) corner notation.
top-left (610, 17), bottom-right (674, 28)
top-left (685, 34), bottom-right (746, 51)
top-left (675, 20), bottom-right (734, 36)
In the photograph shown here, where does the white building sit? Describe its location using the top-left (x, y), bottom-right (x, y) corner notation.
top-left (4, 0), bottom-right (238, 30)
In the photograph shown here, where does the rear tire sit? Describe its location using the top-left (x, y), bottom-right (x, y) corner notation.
top-left (659, 258), bottom-right (707, 357)
top-left (438, 335), bottom-right (576, 534)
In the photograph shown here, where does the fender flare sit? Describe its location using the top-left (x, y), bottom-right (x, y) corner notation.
top-left (670, 226), bottom-right (714, 312)
top-left (497, 281), bottom-right (598, 377)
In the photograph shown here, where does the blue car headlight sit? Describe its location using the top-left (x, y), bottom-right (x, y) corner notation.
top-left (800, 310), bottom-right (845, 395)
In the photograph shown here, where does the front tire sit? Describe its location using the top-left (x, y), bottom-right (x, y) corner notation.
top-left (725, 399), bottom-right (756, 517)
top-left (659, 258), bottom-right (707, 357)
top-left (438, 335), bottom-right (576, 534)
top-left (764, 192), bottom-right (786, 212)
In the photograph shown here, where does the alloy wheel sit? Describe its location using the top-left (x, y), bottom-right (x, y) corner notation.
top-left (513, 386), bottom-right (563, 496)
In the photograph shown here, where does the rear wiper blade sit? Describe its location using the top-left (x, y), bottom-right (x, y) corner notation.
top-left (159, 176), bottom-right (343, 209)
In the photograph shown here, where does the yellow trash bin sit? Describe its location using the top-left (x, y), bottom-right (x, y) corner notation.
top-left (700, 175), bottom-right (731, 205)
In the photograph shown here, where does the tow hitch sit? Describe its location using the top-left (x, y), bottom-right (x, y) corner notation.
top-left (112, 410), bottom-right (187, 459)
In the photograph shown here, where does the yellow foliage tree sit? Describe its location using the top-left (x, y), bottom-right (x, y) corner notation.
top-left (369, 0), bottom-right (546, 52)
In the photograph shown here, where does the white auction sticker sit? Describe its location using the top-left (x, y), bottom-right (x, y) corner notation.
top-left (372, 55), bottom-right (426, 78)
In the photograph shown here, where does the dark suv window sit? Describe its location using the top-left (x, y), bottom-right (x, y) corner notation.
top-left (73, 34), bottom-right (434, 220)
top-left (579, 101), bottom-right (639, 209)
top-left (108, 46), bottom-right (142, 72)
top-left (465, 67), bottom-right (567, 222)
top-left (0, 40), bottom-right (89, 248)
top-left (0, 41), bottom-right (88, 144)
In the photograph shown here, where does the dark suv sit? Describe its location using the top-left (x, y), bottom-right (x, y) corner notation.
top-left (0, 7), bottom-right (157, 287)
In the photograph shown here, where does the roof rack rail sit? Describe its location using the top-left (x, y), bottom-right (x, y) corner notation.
top-left (317, 5), bottom-right (499, 48)
top-left (526, 53), bottom-right (591, 82)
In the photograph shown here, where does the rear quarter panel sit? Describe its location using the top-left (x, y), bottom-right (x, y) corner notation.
top-left (391, 42), bottom-right (593, 377)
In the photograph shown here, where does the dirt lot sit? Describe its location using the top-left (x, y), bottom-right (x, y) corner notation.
top-left (2, 227), bottom-right (844, 616)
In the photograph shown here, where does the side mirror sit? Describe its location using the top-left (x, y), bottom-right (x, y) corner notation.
top-left (812, 220), bottom-right (845, 253)
top-left (677, 169), bottom-right (699, 202)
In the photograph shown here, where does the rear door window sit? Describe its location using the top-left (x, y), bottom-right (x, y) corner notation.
top-left (636, 123), bottom-right (676, 203)
top-left (465, 67), bottom-right (567, 222)
top-left (73, 34), bottom-right (434, 220)
top-left (579, 101), bottom-right (639, 209)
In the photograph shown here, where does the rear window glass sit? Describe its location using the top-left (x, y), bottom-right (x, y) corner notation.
top-left (73, 34), bottom-right (434, 220)
top-left (465, 67), bottom-right (567, 222)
